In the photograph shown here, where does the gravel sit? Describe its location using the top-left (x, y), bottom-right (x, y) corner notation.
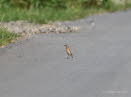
top-left (0, 20), bottom-right (80, 38)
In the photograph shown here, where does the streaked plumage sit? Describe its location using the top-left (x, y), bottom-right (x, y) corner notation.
top-left (64, 44), bottom-right (73, 59)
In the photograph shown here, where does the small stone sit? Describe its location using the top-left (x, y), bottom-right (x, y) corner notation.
top-left (0, 20), bottom-right (80, 41)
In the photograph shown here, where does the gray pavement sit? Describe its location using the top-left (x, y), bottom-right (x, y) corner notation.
top-left (0, 10), bottom-right (131, 97)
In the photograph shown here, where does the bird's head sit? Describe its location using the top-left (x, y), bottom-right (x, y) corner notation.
top-left (64, 44), bottom-right (68, 47)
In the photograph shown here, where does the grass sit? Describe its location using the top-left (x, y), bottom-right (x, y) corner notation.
top-left (0, 0), bottom-right (131, 24)
top-left (0, 4), bottom-right (131, 24)
top-left (0, 28), bottom-right (19, 47)
top-left (0, 7), bottom-right (104, 24)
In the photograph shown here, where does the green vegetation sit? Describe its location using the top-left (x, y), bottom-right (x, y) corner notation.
top-left (0, 28), bottom-right (19, 46)
top-left (0, 7), bottom-right (107, 24)
top-left (0, 0), bottom-right (130, 23)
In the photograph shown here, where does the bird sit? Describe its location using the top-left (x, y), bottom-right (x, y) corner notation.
top-left (64, 44), bottom-right (73, 59)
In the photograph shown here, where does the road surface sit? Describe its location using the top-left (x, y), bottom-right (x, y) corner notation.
top-left (0, 10), bottom-right (131, 97)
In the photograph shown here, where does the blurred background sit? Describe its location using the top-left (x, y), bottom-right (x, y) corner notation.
top-left (0, 0), bottom-right (129, 9)
top-left (0, 0), bottom-right (130, 23)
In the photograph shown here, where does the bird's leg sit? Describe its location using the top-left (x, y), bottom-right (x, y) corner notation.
top-left (67, 56), bottom-right (69, 59)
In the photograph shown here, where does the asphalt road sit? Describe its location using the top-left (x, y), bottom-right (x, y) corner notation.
top-left (0, 10), bottom-right (131, 97)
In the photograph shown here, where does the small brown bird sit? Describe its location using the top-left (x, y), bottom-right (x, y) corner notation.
top-left (64, 44), bottom-right (73, 59)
